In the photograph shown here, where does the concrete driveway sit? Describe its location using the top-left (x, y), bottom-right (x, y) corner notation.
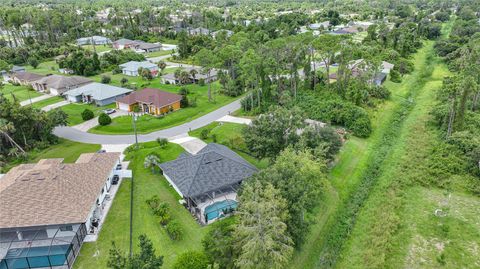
top-left (72, 110), bottom-right (129, 132)
top-left (169, 134), bottom-right (207, 154)
top-left (53, 99), bottom-right (242, 144)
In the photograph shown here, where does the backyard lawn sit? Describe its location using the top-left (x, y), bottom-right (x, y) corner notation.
top-left (0, 84), bottom-right (42, 102)
top-left (1, 138), bottom-right (100, 172)
top-left (25, 60), bottom-right (62, 75)
top-left (189, 122), bottom-right (269, 169)
top-left (74, 142), bottom-right (214, 269)
top-left (89, 82), bottom-right (238, 134)
top-left (59, 103), bottom-right (116, 126)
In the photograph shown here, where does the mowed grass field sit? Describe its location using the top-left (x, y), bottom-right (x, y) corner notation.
top-left (74, 142), bottom-right (215, 269)
top-left (89, 82), bottom-right (238, 134)
top-left (1, 139), bottom-right (100, 172)
top-left (0, 84), bottom-right (42, 102)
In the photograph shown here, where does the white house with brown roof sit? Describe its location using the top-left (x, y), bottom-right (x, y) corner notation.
top-left (0, 152), bottom-right (122, 269)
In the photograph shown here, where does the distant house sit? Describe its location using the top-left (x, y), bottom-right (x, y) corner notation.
top-left (161, 67), bottom-right (218, 85)
top-left (309, 21), bottom-right (330, 30)
top-left (58, 68), bottom-right (75, 75)
top-left (112, 38), bottom-right (137, 50)
top-left (188, 27), bottom-right (210, 36)
top-left (64, 82), bottom-right (132, 106)
top-left (116, 88), bottom-right (182, 115)
top-left (11, 65), bottom-right (26, 73)
top-left (158, 143), bottom-right (258, 224)
top-left (211, 29), bottom-right (233, 39)
top-left (77, 36), bottom-right (112, 46)
top-left (31, 75), bottom-right (92, 95)
top-left (112, 38), bottom-right (162, 53)
top-left (119, 61), bottom-right (159, 77)
top-left (134, 41), bottom-right (162, 53)
top-left (0, 152), bottom-right (122, 269)
top-left (11, 71), bottom-right (45, 85)
top-left (328, 59), bottom-right (394, 85)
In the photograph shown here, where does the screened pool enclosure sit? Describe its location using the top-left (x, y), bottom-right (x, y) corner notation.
top-left (0, 224), bottom-right (86, 269)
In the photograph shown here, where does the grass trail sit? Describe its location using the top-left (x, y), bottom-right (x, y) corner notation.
top-left (291, 40), bottom-right (440, 268)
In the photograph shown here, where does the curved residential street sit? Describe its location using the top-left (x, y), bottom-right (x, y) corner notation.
top-left (53, 99), bottom-right (242, 144)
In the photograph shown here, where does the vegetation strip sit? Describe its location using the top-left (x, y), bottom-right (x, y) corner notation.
top-left (316, 43), bottom-right (437, 268)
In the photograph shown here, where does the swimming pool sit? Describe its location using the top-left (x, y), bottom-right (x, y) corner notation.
top-left (204, 199), bottom-right (238, 222)
top-left (1, 245), bottom-right (70, 269)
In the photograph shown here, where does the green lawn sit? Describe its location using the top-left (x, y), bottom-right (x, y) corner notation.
top-left (74, 142), bottom-right (214, 269)
top-left (189, 122), bottom-right (269, 169)
top-left (1, 139), bottom-right (100, 172)
top-left (25, 60), bottom-right (62, 76)
top-left (0, 84), bottom-right (42, 102)
top-left (145, 49), bottom-right (173, 58)
top-left (89, 82), bottom-right (238, 134)
top-left (59, 103), bottom-right (116, 126)
top-left (30, 96), bottom-right (64, 109)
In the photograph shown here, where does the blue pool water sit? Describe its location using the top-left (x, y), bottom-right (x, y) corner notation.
top-left (1, 245), bottom-right (70, 269)
top-left (205, 199), bottom-right (238, 221)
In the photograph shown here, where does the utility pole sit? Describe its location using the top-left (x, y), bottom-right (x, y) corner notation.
top-left (129, 114), bottom-right (138, 258)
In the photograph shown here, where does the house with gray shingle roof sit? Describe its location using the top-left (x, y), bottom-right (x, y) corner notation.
top-left (119, 61), bottom-right (159, 76)
top-left (64, 82), bottom-right (132, 106)
top-left (158, 143), bottom-right (257, 224)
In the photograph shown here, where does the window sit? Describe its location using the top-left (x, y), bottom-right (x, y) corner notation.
top-left (60, 226), bottom-right (73, 232)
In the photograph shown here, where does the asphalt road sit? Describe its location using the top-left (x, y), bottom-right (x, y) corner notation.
top-left (53, 99), bottom-right (241, 144)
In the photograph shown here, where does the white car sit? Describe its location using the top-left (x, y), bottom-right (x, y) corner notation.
top-left (104, 108), bottom-right (116, 114)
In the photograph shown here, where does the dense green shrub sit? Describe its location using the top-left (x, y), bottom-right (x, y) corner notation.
top-left (297, 92), bottom-right (372, 137)
top-left (173, 251), bottom-right (209, 269)
top-left (101, 75), bottom-right (111, 84)
top-left (81, 109), bottom-right (94, 121)
top-left (98, 113), bottom-right (112, 126)
top-left (200, 129), bottom-right (210, 140)
top-left (166, 220), bottom-right (183, 240)
top-left (156, 138), bottom-right (168, 148)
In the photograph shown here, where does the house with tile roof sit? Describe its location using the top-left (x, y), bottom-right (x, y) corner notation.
top-left (31, 75), bottom-right (92, 96)
top-left (158, 143), bottom-right (258, 224)
top-left (64, 82), bottom-right (132, 106)
top-left (0, 152), bottom-right (122, 269)
top-left (116, 88), bottom-right (182, 115)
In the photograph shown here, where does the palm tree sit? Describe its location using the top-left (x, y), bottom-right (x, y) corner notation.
top-left (158, 61), bottom-right (167, 74)
top-left (174, 68), bottom-right (182, 84)
top-left (0, 119), bottom-right (25, 157)
top-left (179, 71), bottom-right (191, 85)
top-left (189, 69), bottom-right (198, 83)
top-left (144, 154), bottom-right (160, 174)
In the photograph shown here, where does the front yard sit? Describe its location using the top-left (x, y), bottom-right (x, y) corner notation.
top-left (59, 103), bottom-right (116, 126)
top-left (74, 142), bottom-right (213, 269)
top-left (89, 82), bottom-right (238, 134)
top-left (30, 96), bottom-right (64, 109)
top-left (1, 84), bottom-right (42, 102)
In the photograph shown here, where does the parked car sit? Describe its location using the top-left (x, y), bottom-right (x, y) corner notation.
top-left (116, 163), bottom-right (122, 170)
top-left (104, 108), bottom-right (116, 114)
top-left (112, 175), bottom-right (120, 185)
top-left (97, 149), bottom-right (106, 153)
